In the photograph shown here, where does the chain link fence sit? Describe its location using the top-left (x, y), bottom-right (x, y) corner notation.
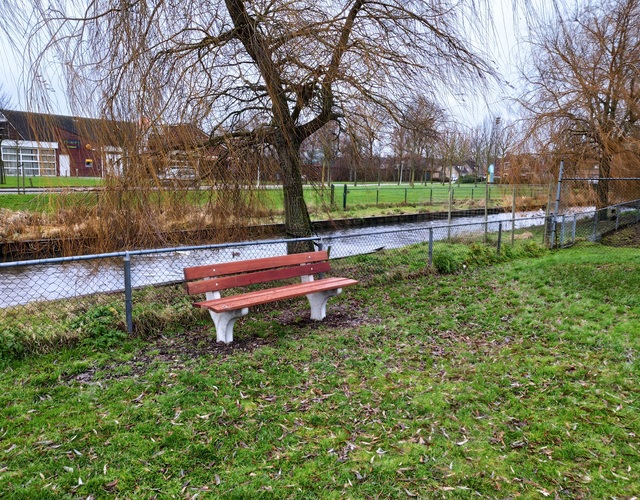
top-left (1, 201), bottom-right (638, 356)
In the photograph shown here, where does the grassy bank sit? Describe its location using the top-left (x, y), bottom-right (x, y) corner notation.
top-left (0, 242), bottom-right (638, 497)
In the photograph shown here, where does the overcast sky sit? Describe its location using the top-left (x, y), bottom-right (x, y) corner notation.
top-left (0, 0), bottom-right (532, 125)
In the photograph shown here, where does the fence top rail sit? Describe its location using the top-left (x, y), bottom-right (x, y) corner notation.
top-left (562, 178), bottom-right (640, 181)
top-left (0, 236), bottom-right (320, 269)
top-left (336, 183), bottom-right (549, 189)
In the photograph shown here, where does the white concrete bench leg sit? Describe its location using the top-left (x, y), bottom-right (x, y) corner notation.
top-left (209, 308), bottom-right (249, 343)
top-left (301, 274), bottom-right (343, 320)
top-left (306, 288), bottom-right (342, 320)
top-left (206, 291), bottom-right (249, 343)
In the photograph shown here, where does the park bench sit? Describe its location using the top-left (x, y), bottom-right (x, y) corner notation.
top-left (184, 250), bottom-right (358, 343)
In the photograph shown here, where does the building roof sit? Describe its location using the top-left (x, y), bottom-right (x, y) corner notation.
top-left (0, 109), bottom-right (135, 147)
top-left (147, 123), bottom-right (209, 151)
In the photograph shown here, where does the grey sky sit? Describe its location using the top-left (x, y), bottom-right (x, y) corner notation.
top-left (0, 0), bottom-right (533, 125)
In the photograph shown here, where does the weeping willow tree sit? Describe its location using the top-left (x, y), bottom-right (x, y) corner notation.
top-left (2, 0), bottom-right (498, 254)
top-left (521, 0), bottom-right (640, 209)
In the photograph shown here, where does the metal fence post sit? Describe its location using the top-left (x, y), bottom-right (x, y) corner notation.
top-left (497, 223), bottom-right (502, 255)
top-left (428, 228), bottom-right (433, 266)
top-left (330, 184), bottom-right (335, 206)
top-left (447, 188), bottom-right (453, 239)
top-left (124, 252), bottom-right (133, 334)
top-left (572, 214), bottom-right (577, 244)
top-left (376, 188), bottom-right (379, 206)
top-left (511, 187), bottom-right (516, 246)
top-left (343, 184), bottom-right (347, 210)
top-left (484, 181), bottom-right (489, 243)
top-left (550, 161), bottom-right (564, 249)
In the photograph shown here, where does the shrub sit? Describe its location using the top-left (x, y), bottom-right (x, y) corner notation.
top-left (0, 326), bottom-right (27, 359)
top-left (520, 240), bottom-right (547, 257)
top-left (433, 250), bottom-right (467, 274)
top-left (458, 175), bottom-right (478, 184)
top-left (465, 243), bottom-right (499, 267)
top-left (70, 305), bottom-right (126, 349)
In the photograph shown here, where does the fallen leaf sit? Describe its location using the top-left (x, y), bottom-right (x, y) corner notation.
top-left (103, 479), bottom-right (119, 492)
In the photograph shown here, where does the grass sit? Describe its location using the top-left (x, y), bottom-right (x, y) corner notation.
top-left (0, 175), bottom-right (103, 189)
top-left (0, 240), bottom-right (638, 498)
top-left (0, 192), bottom-right (98, 213)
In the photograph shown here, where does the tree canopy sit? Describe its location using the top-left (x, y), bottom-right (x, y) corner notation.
top-left (521, 0), bottom-right (640, 206)
top-left (2, 0), bottom-right (497, 250)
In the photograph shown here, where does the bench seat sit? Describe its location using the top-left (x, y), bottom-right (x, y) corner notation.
top-left (194, 277), bottom-right (358, 313)
top-left (184, 251), bottom-right (357, 343)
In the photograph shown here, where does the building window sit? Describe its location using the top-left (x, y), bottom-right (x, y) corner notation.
top-left (1, 145), bottom-right (57, 176)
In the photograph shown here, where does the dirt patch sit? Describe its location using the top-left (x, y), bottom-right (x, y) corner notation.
top-left (278, 303), bottom-right (381, 330)
top-left (68, 329), bottom-right (276, 385)
top-left (70, 303), bottom-right (378, 385)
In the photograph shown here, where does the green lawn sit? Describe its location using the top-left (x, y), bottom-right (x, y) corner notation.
top-left (0, 175), bottom-right (103, 189)
top-left (1, 242), bottom-right (638, 498)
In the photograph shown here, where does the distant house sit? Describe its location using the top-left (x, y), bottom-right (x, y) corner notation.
top-left (453, 161), bottom-right (478, 181)
top-left (424, 160), bottom-right (480, 183)
top-left (0, 109), bottom-right (134, 178)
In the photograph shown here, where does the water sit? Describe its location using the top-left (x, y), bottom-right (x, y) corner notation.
top-left (0, 209), bottom-right (591, 308)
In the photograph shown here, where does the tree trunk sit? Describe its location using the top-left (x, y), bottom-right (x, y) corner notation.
top-left (276, 139), bottom-right (314, 254)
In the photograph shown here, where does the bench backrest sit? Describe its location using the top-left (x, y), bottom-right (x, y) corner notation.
top-left (184, 250), bottom-right (331, 295)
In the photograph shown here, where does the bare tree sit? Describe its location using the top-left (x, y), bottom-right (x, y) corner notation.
top-left (338, 104), bottom-right (388, 185)
top-left (521, 0), bottom-right (640, 207)
top-left (396, 97), bottom-right (443, 186)
top-left (3, 0), bottom-right (496, 250)
top-left (468, 121), bottom-right (492, 182)
top-left (301, 121), bottom-right (340, 186)
top-left (436, 125), bottom-right (470, 185)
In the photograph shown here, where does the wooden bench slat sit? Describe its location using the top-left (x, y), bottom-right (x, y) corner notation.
top-left (186, 261), bottom-right (332, 295)
top-left (194, 277), bottom-right (358, 313)
top-left (184, 250), bottom-right (329, 281)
